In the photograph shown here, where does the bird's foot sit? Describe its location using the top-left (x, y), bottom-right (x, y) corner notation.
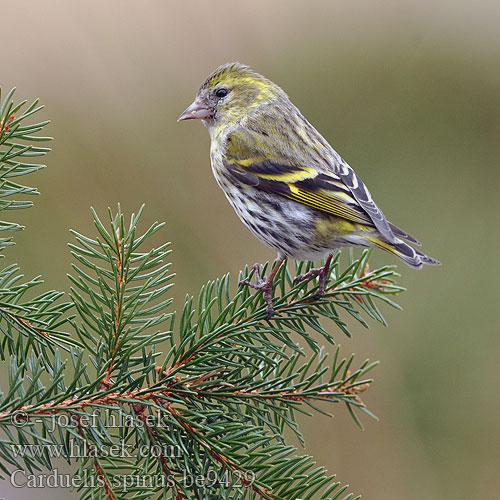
top-left (239, 263), bottom-right (266, 289)
top-left (239, 263), bottom-right (278, 319)
top-left (293, 255), bottom-right (333, 300)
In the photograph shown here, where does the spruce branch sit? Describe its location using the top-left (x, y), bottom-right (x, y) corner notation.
top-left (0, 205), bottom-right (400, 499)
top-left (0, 88), bottom-right (78, 371)
top-left (0, 88), bottom-right (407, 499)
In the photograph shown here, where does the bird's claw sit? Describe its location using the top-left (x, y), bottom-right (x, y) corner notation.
top-left (238, 263), bottom-right (266, 289)
top-left (293, 256), bottom-right (333, 300)
top-left (239, 263), bottom-right (275, 318)
top-left (293, 267), bottom-right (323, 286)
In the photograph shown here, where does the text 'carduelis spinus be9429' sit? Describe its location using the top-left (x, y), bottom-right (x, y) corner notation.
top-left (178, 62), bottom-right (439, 317)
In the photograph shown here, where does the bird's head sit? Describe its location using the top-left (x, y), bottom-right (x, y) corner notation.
top-left (178, 62), bottom-right (281, 130)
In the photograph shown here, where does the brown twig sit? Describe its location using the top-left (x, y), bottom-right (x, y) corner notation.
top-left (101, 229), bottom-right (125, 388)
top-left (143, 419), bottom-right (184, 500)
top-left (0, 308), bottom-right (50, 338)
top-left (338, 263), bottom-right (388, 304)
top-left (221, 376), bottom-right (370, 405)
top-left (164, 402), bottom-right (277, 500)
top-left (1, 113), bottom-right (15, 133)
top-left (75, 416), bottom-right (116, 500)
top-left (0, 386), bottom-right (171, 422)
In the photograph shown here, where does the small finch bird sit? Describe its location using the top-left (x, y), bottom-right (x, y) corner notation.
top-left (178, 62), bottom-right (439, 317)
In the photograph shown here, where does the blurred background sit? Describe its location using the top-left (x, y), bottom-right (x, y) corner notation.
top-left (1, 1), bottom-right (499, 499)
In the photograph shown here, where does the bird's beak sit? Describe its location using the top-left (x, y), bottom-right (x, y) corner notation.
top-left (177, 97), bottom-right (211, 122)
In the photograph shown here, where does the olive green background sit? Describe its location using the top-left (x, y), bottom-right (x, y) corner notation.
top-left (1, 1), bottom-right (499, 499)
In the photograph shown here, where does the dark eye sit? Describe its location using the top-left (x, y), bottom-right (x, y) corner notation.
top-left (215, 88), bottom-right (228, 98)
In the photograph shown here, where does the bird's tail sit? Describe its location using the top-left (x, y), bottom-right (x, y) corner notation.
top-left (364, 235), bottom-right (440, 269)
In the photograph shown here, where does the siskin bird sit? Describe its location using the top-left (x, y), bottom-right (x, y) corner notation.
top-left (178, 62), bottom-right (439, 317)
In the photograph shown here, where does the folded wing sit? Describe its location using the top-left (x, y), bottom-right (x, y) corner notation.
top-left (223, 129), bottom-right (415, 243)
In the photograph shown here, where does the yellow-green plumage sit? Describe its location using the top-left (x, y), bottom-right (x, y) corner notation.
top-left (179, 62), bottom-right (439, 272)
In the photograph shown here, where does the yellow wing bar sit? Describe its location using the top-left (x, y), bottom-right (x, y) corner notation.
top-left (286, 183), bottom-right (371, 225)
